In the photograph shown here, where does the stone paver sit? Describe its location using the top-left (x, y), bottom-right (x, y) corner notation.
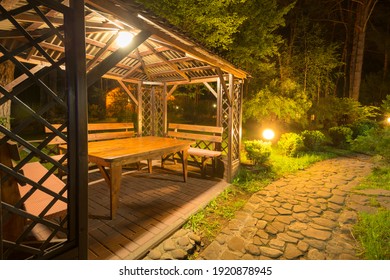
top-left (145, 154), bottom-right (388, 260)
top-left (196, 155), bottom-right (381, 260)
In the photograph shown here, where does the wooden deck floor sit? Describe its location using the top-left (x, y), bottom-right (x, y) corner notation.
top-left (86, 161), bottom-right (229, 260)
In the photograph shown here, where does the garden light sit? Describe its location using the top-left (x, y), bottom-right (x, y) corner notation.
top-left (262, 128), bottom-right (275, 141)
top-left (387, 117), bottom-right (390, 124)
top-left (116, 31), bottom-right (134, 48)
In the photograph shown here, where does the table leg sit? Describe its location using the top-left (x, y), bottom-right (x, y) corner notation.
top-left (110, 164), bottom-right (122, 219)
top-left (182, 149), bottom-right (188, 182)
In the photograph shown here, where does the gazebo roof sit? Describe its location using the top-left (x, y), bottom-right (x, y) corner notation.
top-left (0, 0), bottom-right (248, 86)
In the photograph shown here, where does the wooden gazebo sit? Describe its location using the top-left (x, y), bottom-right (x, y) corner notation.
top-left (0, 0), bottom-right (247, 259)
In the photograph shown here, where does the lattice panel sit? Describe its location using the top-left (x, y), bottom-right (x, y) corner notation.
top-left (221, 90), bottom-right (230, 155)
top-left (140, 85), bottom-right (164, 136)
top-left (141, 86), bottom-right (153, 136)
top-left (231, 82), bottom-right (242, 161)
top-left (0, 1), bottom-right (70, 259)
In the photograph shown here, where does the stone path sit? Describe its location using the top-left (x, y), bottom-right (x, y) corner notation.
top-left (197, 154), bottom-right (384, 260)
top-left (144, 154), bottom-right (390, 260)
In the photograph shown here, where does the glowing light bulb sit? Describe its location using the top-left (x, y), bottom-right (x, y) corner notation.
top-left (117, 31), bottom-right (133, 48)
top-left (262, 129), bottom-right (275, 140)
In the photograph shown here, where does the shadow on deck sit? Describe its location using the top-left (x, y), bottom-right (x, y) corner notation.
top-left (86, 161), bottom-right (229, 260)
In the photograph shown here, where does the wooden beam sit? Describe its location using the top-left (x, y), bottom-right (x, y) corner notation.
top-left (165, 76), bottom-right (219, 85)
top-left (167, 84), bottom-right (177, 97)
top-left (118, 80), bottom-right (138, 106)
top-left (4, 65), bottom-right (44, 91)
top-left (86, 32), bottom-right (119, 71)
top-left (135, 48), bottom-right (152, 81)
top-left (87, 30), bottom-right (151, 87)
top-left (0, 0), bottom-right (21, 10)
top-left (144, 41), bottom-right (190, 82)
top-left (85, 0), bottom-right (247, 79)
top-left (203, 82), bottom-right (217, 98)
top-left (216, 68), bottom-right (232, 106)
top-left (122, 61), bottom-right (142, 79)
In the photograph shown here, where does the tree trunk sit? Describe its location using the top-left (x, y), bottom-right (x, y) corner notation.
top-left (348, 0), bottom-right (378, 101)
top-left (0, 61), bottom-right (15, 130)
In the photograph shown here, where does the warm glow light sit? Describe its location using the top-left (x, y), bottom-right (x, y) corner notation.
top-left (117, 31), bottom-right (134, 48)
top-left (387, 117), bottom-right (390, 124)
top-left (262, 129), bottom-right (275, 140)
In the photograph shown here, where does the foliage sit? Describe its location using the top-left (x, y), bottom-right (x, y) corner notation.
top-left (243, 140), bottom-right (272, 165)
top-left (328, 126), bottom-right (353, 147)
top-left (281, 19), bottom-right (343, 102)
top-left (136, 0), bottom-right (293, 78)
top-left (183, 186), bottom-right (246, 238)
top-left (351, 127), bottom-right (390, 161)
top-left (360, 73), bottom-right (390, 106)
top-left (88, 86), bottom-right (106, 120)
top-left (301, 130), bottom-right (326, 151)
top-left (348, 120), bottom-right (380, 139)
top-left (0, 117), bottom-right (7, 126)
top-left (355, 165), bottom-right (390, 191)
top-left (382, 95), bottom-right (390, 113)
top-left (225, 0), bottom-right (294, 74)
top-left (136, 0), bottom-right (247, 50)
top-left (243, 78), bottom-right (311, 126)
top-left (277, 132), bottom-right (305, 157)
top-left (354, 209), bottom-right (390, 259)
top-left (105, 87), bottom-right (135, 122)
top-left (311, 97), bottom-right (379, 129)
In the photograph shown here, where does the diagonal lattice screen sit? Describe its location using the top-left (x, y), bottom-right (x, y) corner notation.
top-left (0, 1), bottom-right (70, 259)
top-left (140, 85), bottom-right (164, 137)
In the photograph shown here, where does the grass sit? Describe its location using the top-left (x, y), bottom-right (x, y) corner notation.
top-left (354, 209), bottom-right (390, 259)
top-left (355, 164), bottom-right (390, 191)
top-left (353, 159), bottom-right (390, 259)
top-left (183, 145), bottom-right (342, 253)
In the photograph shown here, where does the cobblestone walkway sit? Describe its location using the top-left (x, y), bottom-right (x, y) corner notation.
top-left (196, 154), bottom-right (386, 260)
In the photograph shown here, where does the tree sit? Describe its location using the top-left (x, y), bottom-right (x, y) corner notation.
top-left (135, 0), bottom-right (247, 50)
top-left (348, 0), bottom-right (378, 101)
top-left (280, 17), bottom-right (342, 104)
top-left (0, 61), bottom-right (15, 130)
top-left (136, 0), bottom-right (292, 86)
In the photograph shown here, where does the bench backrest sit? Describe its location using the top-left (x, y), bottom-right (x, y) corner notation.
top-left (167, 123), bottom-right (223, 150)
top-left (45, 122), bottom-right (135, 145)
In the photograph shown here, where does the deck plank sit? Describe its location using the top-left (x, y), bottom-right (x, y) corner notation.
top-left (87, 163), bottom-right (228, 259)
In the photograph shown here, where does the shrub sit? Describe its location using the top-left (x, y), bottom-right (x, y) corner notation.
top-left (277, 132), bottom-right (305, 157)
top-left (243, 140), bottom-right (272, 165)
top-left (351, 127), bottom-right (390, 161)
top-left (349, 120), bottom-right (379, 139)
top-left (328, 126), bottom-right (353, 147)
top-left (301, 130), bottom-right (326, 151)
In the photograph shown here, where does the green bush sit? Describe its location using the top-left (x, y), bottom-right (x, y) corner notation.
top-left (328, 126), bottom-right (353, 147)
top-left (301, 130), bottom-right (326, 151)
top-left (277, 132), bottom-right (305, 157)
top-left (244, 140), bottom-right (272, 165)
top-left (349, 120), bottom-right (379, 139)
top-left (351, 127), bottom-right (390, 161)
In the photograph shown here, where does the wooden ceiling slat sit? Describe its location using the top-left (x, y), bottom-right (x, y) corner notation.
top-left (87, 29), bottom-right (151, 87)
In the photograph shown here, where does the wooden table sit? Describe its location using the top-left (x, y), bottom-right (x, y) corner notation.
top-left (61, 136), bottom-right (194, 219)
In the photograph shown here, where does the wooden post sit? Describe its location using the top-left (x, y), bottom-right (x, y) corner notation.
top-left (163, 82), bottom-right (168, 136)
top-left (65, 0), bottom-right (88, 259)
top-left (137, 81), bottom-right (143, 136)
top-left (227, 74), bottom-right (234, 182)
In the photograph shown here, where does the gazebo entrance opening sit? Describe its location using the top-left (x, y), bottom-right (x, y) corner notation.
top-left (0, 0), bottom-right (246, 259)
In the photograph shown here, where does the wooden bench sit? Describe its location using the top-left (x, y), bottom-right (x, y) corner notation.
top-left (45, 122), bottom-right (136, 176)
top-left (164, 123), bottom-right (223, 177)
top-left (1, 142), bottom-right (67, 242)
top-left (45, 122), bottom-right (135, 147)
